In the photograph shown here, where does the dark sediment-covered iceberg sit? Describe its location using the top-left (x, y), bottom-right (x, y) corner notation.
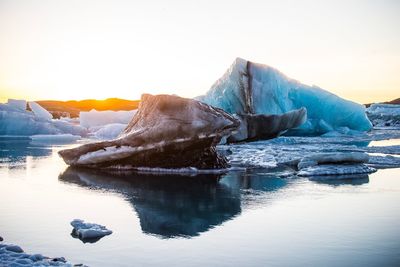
top-left (197, 58), bottom-right (372, 135)
top-left (228, 108), bottom-right (306, 142)
top-left (59, 94), bottom-right (239, 170)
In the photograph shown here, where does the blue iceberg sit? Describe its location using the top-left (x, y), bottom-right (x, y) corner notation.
top-left (0, 100), bottom-right (86, 136)
top-left (197, 58), bottom-right (372, 135)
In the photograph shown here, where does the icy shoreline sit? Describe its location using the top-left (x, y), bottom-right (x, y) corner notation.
top-left (0, 239), bottom-right (85, 267)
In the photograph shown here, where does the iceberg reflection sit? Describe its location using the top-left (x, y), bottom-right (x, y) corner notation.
top-left (58, 168), bottom-right (289, 238)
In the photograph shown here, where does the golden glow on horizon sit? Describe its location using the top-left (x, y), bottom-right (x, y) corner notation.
top-left (0, 0), bottom-right (399, 104)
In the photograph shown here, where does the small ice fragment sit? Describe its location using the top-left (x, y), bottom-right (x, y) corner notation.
top-left (70, 219), bottom-right (112, 242)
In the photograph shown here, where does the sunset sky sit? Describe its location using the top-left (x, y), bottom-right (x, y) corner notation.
top-left (0, 0), bottom-right (399, 104)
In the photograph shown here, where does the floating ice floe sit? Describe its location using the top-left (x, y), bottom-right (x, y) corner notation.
top-left (70, 219), bottom-right (112, 242)
top-left (367, 103), bottom-right (400, 128)
top-left (198, 58), bottom-right (372, 135)
top-left (59, 94), bottom-right (239, 170)
top-left (296, 152), bottom-right (369, 169)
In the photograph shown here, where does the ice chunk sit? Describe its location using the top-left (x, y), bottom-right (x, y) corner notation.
top-left (70, 219), bottom-right (112, 241)
top-left (28, 101), bottom-right (53, 120)
top-left (59, 94), bottom-right (239, 170)
top-left (298, 164), bottom-right (376, 177)
top-left (297, 152), bottom-right (369, 169)
top-left (80, 109), bottom-right (136, 128)
top-left (7, 99), bottom-right (26, 111)
top-left (198, 58), bottom-right (372, 135)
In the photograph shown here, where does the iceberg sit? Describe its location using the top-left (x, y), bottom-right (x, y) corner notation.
top-left (198, 58), bottom-right (372, 135)
top-left (59, 94), bottom-right (239, 170)
top-left (80, 109), bottom-right (136, 128)
top-left (0, 100), bottom-right (86, 136)
top-left (7, 99), bottom-right (26, 111)
top-left (70, 219), bottom-right (112, 242)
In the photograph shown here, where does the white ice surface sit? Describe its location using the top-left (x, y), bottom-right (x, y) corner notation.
top-left (80, 109), bottom-right (136, 128)
top-left (71, 219), bottom-right (112, 239)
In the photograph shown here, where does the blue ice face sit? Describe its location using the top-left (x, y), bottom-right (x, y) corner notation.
top-left (198, 58), bottom-right (372, 135)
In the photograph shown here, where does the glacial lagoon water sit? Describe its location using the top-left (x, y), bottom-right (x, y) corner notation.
top-left (0, 138), bottom-right (400, 267)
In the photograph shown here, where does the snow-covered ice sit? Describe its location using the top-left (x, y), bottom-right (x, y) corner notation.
top-left (198, 58), bottom-right (372, 135)
top-left (70, 219), bottom-right (112, 241)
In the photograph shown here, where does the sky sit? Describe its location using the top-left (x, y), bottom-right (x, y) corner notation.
top-left (0, 0), bottom-right (399, 104)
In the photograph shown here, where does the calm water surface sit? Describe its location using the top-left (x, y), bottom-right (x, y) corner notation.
top-left (0, 140), bottom-right (399, 267)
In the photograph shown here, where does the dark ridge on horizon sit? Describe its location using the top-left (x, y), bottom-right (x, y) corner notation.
top-left (35, 96), bottom-right (399, 118)
top-left (37, 98), bottom-right (140, 118)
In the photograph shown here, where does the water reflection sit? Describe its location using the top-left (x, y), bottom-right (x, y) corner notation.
top-left (0, 140), bottom-right (52, 159)
top-left (59, 167), bottom-right (289, 238)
